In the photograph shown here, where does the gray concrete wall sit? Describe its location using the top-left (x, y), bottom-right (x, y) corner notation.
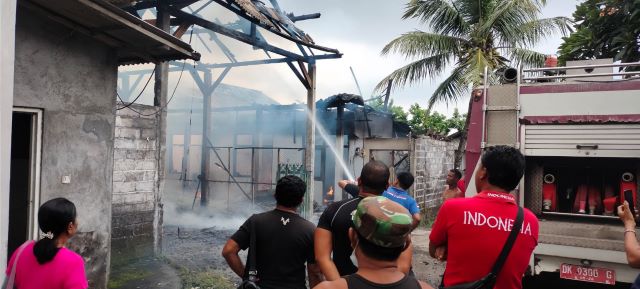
top-left (411, 136), bottom-right (459, 219)
top-left (0, 0), bottom-right (17, 279)
top-left (111, 105), bottom-right (158, 257)
top-left (13, 6), bottom-right (117, 288)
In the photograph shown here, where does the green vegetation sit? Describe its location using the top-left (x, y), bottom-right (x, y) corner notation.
top-left (107, 269), bottom-right (153, 289)
top-left (558, 0), bottom-right (640, 65)
top-left (419, 211), bottom-right (436, 229)
top-left (408, 105), bottom-right (465, 136)
top-left (369, 98), bottom-right (465, 137)
top-left (377, 0), bottom-right (570, 166)
top-left (179, 268), bottom-right (236, 289)
top-left (162, 256), bottom-right (235, 289)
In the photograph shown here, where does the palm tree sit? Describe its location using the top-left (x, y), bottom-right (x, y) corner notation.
top-left (377, 0), bottom-right (571, 166)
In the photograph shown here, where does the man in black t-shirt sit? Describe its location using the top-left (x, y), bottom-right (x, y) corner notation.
top-left (222, 175), bottom-right (322, 289)
top-left (315, 161), bottom-right (414, 281)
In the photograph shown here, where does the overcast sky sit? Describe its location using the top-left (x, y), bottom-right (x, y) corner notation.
top-left (272, 0), bottom-right (584, 116)
top-left (121, 1), bottom-right (584, 116)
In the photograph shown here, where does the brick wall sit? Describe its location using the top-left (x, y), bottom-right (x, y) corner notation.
top-left (112, 104), bottom-right (158, 240)
top-left (412, 136), bottom-right (459, 218)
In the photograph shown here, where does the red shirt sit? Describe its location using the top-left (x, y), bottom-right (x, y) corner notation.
top-left (429, 191), bottom-right (539, 289)
top-left (457, 179), bottom-right (466, 193)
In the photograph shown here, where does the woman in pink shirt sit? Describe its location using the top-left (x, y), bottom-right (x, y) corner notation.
top-left (4, 198), bottom-right (88, 289)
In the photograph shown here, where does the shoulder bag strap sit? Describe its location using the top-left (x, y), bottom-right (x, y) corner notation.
top-left (489, 206), bottom-right (524, 276)
top-left (247, 217), bottom-right (257, 279)
top-left (5, 240), bottom-right (34, 289)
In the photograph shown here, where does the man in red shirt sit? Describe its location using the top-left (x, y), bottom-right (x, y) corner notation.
top-left (429, 146), bottom-right (538, 289)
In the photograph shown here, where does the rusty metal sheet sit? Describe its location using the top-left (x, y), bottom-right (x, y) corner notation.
top-left (229, 0), bottom-right (278, 31)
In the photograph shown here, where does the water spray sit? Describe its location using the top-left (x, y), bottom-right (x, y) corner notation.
top-left (304, 108), bottom-right (356, 181)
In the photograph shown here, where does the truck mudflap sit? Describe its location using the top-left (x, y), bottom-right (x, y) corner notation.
top-left (532, 244), bottom-right (635, 284)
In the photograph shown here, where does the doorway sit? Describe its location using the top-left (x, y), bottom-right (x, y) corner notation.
top-left (8, 109), bottom-right (42, 257)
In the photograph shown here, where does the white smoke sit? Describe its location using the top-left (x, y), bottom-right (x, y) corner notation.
top-left (163, 201), bottom-right (257, 230)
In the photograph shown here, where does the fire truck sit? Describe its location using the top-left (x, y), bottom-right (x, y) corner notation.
top-left (464, 59), bottom-right (640, 286)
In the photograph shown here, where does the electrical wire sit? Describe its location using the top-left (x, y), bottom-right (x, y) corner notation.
top-left (116, 70), bottom-right (155, 110)
top-left (118, 59), bottom-right (188, 116)
top-left (116, 27), bottom-right (194, 116)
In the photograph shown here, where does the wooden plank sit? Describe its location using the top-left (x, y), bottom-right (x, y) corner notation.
top-left (168, 7), bottom-right (306, 61)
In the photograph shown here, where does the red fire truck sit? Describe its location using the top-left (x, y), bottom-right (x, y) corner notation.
top-left (464, 59), bottom-right (640, 286)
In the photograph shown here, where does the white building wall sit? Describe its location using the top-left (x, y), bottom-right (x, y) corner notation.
top-left (0, 0), bottom-right (17, 280)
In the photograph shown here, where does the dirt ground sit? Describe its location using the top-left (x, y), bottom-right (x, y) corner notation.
top-left (161, 223), bottom-right (445, 288)
top-left (159, 179), bottom-right (446, 288)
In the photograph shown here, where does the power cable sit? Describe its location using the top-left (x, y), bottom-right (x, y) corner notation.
top-left (116, 70), bottom-right (155, 110)
top-left (116, 27), bottom-right (194, 116)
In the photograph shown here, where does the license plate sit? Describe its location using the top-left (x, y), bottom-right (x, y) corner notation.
top-left (560, 263), bottom-right (615, 285)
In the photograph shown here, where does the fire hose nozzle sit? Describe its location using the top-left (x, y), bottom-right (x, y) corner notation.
top-left (623, 172), bottom-right (634, 182)
top-left (544, 174), bottom-right (555, 184)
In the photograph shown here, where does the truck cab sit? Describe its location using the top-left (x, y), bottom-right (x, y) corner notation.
top-left (464, 60), bottom-right (640, 285)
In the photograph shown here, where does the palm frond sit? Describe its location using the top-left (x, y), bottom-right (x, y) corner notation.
top-left (478, 0), bottom-right (540, 38)
top-left (500, 16), bottom-right (573, 47)
top-left (381, 31), bottom-right (467, 59)
top-left (403, 0), bottom-right (470, 37)
top-left (458, 48), bottom-right (494, 86)
top-left (427, 66), bottom-right (469, 109)
top-left (455, 0), bottom-right (497, 24)
top-left (509, 48), bottom-right (547, 67)
top-left (374, 54), bottom-right (451, 93)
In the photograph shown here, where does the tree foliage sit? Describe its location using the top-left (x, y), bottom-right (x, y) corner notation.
top-left (377, 0), bottom-right (571, 109)
top-left (369, 100), bottom-right (466, 136)
top-left (408, 104), bottom-right (466, 136)
top-left (558, 0), bottom-right (640, 65)
top-left (368, 99), bottom-right (409, 123)
top-left (377, 0), bottom-right (570, 166)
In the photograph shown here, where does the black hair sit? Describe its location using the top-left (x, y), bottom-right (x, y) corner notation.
top-left (356, 232), bottom-right (404, 262)
top-left (450, 169), bottom-right (462, 180)
top-left (359, 161), bottom-right (390, 194)
top-left (33, 198), bottom-right (77, 265)
top-left (481, 146), bottom-right (526, 191)
top-left (275, 175), bottom-right (306, 208)
top-left (396, 172), bottom-right (414, 190)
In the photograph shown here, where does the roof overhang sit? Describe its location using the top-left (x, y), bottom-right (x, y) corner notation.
top-left (20, 0), bottom-right (200, 65)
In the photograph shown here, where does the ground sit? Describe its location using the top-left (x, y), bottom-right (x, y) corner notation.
top-left (411, 228), bottom-right (446, 287)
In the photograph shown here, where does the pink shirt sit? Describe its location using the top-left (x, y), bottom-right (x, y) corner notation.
top-left (5, 242), bottom-right (88, 289)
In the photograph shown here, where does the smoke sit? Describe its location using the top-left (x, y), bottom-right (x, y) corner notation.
top-left (163, 200), bottom-right (257, 231)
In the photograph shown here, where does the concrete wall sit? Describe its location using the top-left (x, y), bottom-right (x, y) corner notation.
top-left (411, 136), bottom-right (459, 218)
top-left (0, 0), bottom-right (17, 279)
top-left (13, 6), bottom-right (117, 288)
top-left (111, 105), bottom-right (158, 257)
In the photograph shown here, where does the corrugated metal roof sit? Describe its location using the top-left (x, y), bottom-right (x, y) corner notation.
top-left (230, 0), bottom-right (278, 30)
top-left (22, 0), bottom-right (200, 65)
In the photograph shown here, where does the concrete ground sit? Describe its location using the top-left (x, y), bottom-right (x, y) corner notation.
top-left (411, 228), bottom-right (446, 288)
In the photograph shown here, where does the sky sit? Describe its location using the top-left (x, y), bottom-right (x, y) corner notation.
top-left (273, 0), bottom-right (584, 116)
top-left (120, 0), bottom-right (584, 116)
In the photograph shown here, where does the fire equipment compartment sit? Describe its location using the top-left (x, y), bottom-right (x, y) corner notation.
top-left (524, 156), bottom-right (639, 219)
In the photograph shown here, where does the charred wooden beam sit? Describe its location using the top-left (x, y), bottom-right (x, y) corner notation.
top-left (168, 7), bottom-right (307, 61)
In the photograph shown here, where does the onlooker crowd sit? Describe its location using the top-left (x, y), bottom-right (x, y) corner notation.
top-left (5, 146), bottom-right (547, 289)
